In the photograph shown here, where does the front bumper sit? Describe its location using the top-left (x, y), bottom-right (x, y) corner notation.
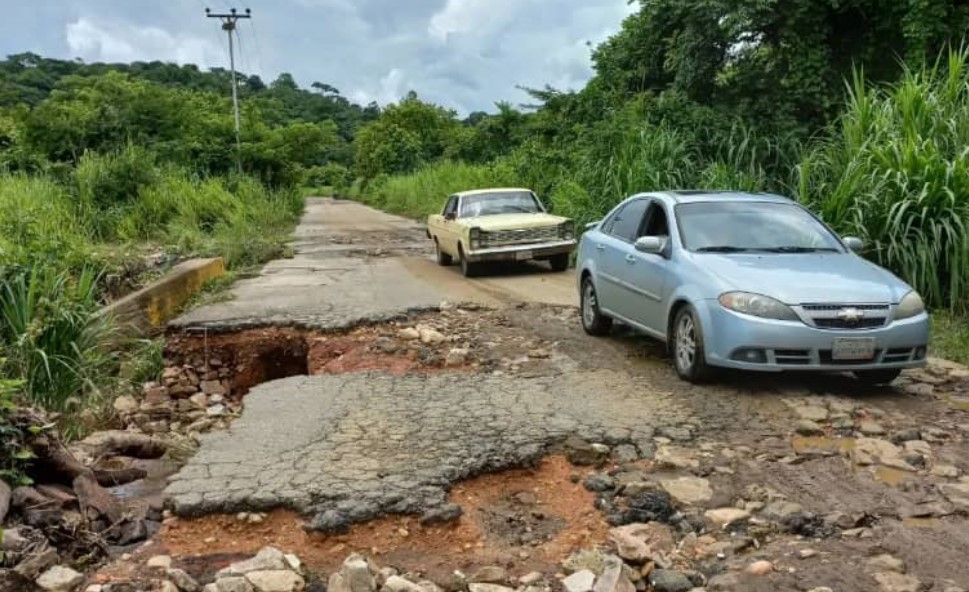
top-left (466, 240), bottom-right (576, 263)
top-left (700, 302), bottom-right (930, 372)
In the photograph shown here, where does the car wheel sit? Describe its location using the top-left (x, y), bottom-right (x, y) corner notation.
top-left (853, 368), bottom-right (902, 386)
top-left (549, 253), bottom-right (569, 272)
top-left (671, 306), bottom-right (714, 383)
top-left (435, 239), bottom-right (452, 266)
top-left (459, 245), bottom-right (479, 277)
top-left (581, 276), bottom-right (612, 336)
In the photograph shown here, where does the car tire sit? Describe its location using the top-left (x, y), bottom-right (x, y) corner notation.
top-left (458, 245), bottom-right (479, 278)
top-left (435, 239), bottom-right (452, 266)
top-left (853, 368), bottom-right (902, 386)
top-left (581, 276), bottom-right (612, 336)
top-left (549, 253), bottom-right (569, 272)
top-left (671, 306), bottom-right (715, 383)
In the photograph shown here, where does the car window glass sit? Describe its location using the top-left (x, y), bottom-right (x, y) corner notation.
top-left (608, 200), bottom-right (649, 242)
top-left (676, 202), bottom-right (843, 252)
top-left (443, 196), bottom-right (457, 216)
top-left (642, 203), bottom-right (669, 237)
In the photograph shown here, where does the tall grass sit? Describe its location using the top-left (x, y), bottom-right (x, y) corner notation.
top-left (0, 266), bottom-right (113, 412)
top-left (798, 51), bottom-right (969, 310)
top-left (0, 149), bottom-right (305, 415)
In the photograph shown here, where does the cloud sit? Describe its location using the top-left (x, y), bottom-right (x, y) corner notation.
top-left (428, 0), bottom-right (522, 41)
top-left (65, 17), bottom-right (223, 67)
top-left (0, 0), bottom-right (641, 114)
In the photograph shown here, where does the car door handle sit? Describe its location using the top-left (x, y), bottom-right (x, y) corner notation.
top-left (596, 244), bottom-right (605, 251)
top-left (625, 254), bottom-right (636, 264)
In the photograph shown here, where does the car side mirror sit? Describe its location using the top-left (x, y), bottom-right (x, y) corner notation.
top-left (843, 237), bottom-right (864, 252)
top-left (635, 236), bottom-right (667, 256)
top-left (444, 212), bottom-right (456, 221)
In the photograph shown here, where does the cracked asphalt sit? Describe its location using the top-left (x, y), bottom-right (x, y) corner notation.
top-left (165, 370), bottom-right (690, 524)
top-left (165, 198), bottom-right (969, 540)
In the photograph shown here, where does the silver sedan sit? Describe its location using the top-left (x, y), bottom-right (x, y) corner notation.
top-left (576, 191), bottom-right (930, 384)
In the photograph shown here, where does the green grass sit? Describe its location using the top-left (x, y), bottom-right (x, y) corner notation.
top-left (0, 150), bottom-right (305, 417)
top-left (301, 185), bottom-right (333, 197)
top-left (931, 311), bottom-right (969, 366)
top-left (797, 52), bottom-right (969, 311)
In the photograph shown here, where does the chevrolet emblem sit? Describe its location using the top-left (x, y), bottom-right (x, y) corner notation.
top-left (837, 307), bottom-right (865, 324)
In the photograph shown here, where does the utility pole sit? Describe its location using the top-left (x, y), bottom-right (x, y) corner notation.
top-left (206, 7), bottom-right (251, 173)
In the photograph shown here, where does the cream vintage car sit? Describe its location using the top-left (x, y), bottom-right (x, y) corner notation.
top-left (426, 188), bottom-right (577, 277)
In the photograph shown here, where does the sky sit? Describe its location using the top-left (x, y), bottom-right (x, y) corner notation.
top-left (0, 0), bottom-right (637, 114)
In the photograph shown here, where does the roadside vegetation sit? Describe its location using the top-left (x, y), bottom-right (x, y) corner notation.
top-left (0, 56), bottom-right (359, 425)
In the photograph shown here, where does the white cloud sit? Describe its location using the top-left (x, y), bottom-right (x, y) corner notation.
top-left (350, 68), bottom-right (408, 105)
top-left (65, 17), bottom-right (223, 67)
top-left (428, 0), bottom-right (525, 41)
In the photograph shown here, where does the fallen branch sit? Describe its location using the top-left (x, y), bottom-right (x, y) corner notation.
top-left (74, 430), bottom-right (169, 460)
top-left (94, 466), bottom-right (148, 487)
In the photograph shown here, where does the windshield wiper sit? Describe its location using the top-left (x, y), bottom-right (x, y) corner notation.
top-left (762, 246), bottom-right (841, 253)
top-left (695, 246), bottom-right (752, 253)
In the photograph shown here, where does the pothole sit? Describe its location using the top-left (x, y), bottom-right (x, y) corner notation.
top-left (152, 455), bottom-right (606, 580)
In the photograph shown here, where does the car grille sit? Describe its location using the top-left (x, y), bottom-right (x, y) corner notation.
top-left (481, 226), bottom-right (560, 246)
top-left (800, 303), bottom-right (890, 330)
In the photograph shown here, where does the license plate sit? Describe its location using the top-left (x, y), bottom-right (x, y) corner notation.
top-left (832, 337), bottom-right (876, 360)
top-left (515, 250), bottom-right (533, 261)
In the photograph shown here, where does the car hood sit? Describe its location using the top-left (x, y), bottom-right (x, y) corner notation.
top-left (700, 253), bottom-right (909, 304)
top-left (460, 213), bottom-right (568, 230)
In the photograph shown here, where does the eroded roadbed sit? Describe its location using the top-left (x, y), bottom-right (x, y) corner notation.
top-left (89, 199), bottom-right (969, 592)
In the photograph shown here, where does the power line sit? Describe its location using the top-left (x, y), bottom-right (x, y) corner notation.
top-left (205, 7), bottom-right (252, 174)
top-left (244, 19), bottom-right (265, 80)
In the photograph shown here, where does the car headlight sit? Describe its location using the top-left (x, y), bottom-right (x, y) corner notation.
top-left (896, 291), bottom-right (925, 320)
top-left (719, 292), bottom-right (799, 321)
top-left (469, 227), bottom-right (482, 249)
top-left (560, 221), bottom-right (575, 240)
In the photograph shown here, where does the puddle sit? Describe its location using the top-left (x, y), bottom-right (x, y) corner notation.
top-left (946, 397), bottom-right (969, 412)
top-left (792, 436), bottom-right (856, 454)
top-left (872, 466), bottom-right (917, 486)
top-left (109, 458), bottom-right (181, 502)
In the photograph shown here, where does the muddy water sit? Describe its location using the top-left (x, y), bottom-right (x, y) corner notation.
top-left (791, 435), bottom-right (856, 454)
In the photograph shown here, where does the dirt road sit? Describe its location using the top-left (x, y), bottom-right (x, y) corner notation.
top-left (144, 198), bottom-right (969, 591)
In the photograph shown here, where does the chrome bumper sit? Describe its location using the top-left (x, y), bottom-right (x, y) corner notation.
top-left (466, 240), bottom-right (576, 262)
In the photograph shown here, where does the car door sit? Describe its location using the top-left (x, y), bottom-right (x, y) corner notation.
top-left (596, 198), bottom-right (649, 318)
top-left (623, 200), bottom-right (673, 334)
top-left (436, 196), bottom-right (460, 256)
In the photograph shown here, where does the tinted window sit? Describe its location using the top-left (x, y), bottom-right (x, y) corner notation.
top-left (676, 202), bottom-right (843, 252)
top-left (607, 200), bottom-right (649, 242)
top-left (642, 202), bottom-right (669, 237)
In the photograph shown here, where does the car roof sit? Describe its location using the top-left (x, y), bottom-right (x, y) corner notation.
top-left (453, 188), bottom-right (534, 198)
top-left (648, 190), bottom-right (795, 205)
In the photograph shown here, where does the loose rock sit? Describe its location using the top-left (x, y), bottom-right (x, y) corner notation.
top-left (168, 568), bottom-right (201, 592)
top-left (660, 477), bottom-right (713, 505)
top-left (704, 508), bottom-right (750, 529)
top-left (746, 561), bottom-right (773, 576)
top-left (36, 566), bottom-right (85, 592)
top-left (245, 570), bottom-right (305, 592)
top-left (647, 570), bottom-right (693, 592)
top-left (608, 523), bottom-right (675, 563)
top-left (562, 571), bottom-right (595, 592)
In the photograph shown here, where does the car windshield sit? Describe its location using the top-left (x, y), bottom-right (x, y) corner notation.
top-left (460, 191), bottom-right (542, 217)
top-left (676, 201), bottom-right (844, 253)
